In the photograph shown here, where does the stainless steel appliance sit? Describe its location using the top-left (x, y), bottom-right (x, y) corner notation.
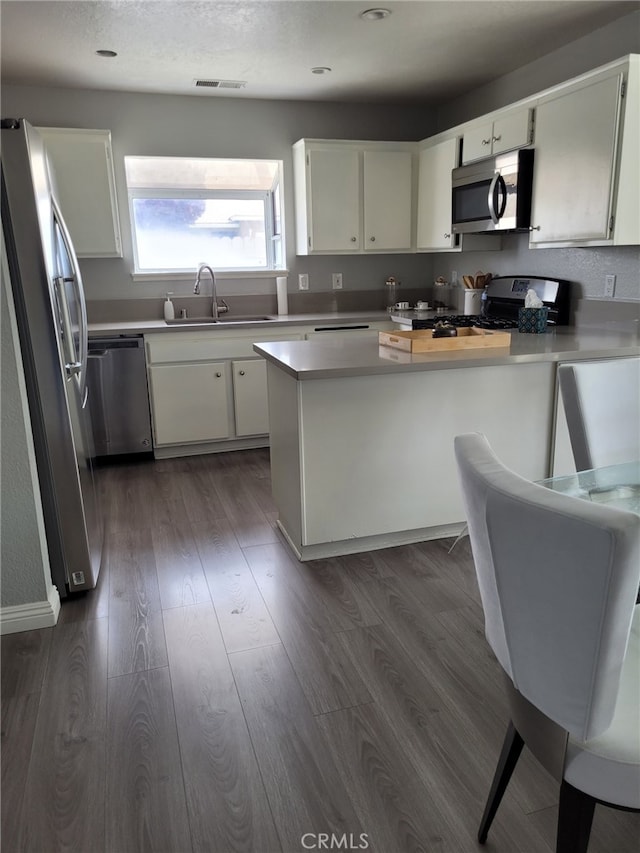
top-left (1, 118), bottom-right (103, 595)
top-left (402, 276), bottom-right (570, 330)
top-left (452, 149), bottom-right (534, 234)
top-left (88, 336), bottom-right (153, 457)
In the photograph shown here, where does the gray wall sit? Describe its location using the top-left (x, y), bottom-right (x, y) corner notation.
top-left (433, 235), bottom-right (640, 305)
top-left (1, 236), bottom-right (52, 609)
top-left (436, 9), bottom-right (640, 129)
top-left (1, 84), bottom-right (437, 302)
top-left (431, 8), bottom-right (640, 304)
top-left (3, 8), bottom-right (639, 308)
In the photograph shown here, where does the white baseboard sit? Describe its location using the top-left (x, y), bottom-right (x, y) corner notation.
top-left (0, 585), bottom-right (61, 635)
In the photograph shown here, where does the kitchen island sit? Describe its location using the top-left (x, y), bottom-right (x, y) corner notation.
top-left (254, 328), bottom-right (639, 560)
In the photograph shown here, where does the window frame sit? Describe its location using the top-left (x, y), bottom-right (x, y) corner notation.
top-left (125, 156), bottom-right (285, 277)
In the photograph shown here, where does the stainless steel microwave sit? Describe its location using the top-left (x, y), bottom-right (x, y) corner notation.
top-left (451, 148), bottom-right (534, 234)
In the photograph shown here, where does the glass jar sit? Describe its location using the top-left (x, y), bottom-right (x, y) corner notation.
top-left (433, 280), bottom-right (452, 313)
top-left (385, 277), bottom-right (400, 312)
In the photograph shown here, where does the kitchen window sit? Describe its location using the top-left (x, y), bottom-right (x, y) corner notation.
top-left (125, 156), bottom-right (284, 274)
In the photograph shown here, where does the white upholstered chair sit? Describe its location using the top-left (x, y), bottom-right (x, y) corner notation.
top-left (558, 357), bottom-right (640, 471)
top-left (454, 432), bottom-right (640, 853)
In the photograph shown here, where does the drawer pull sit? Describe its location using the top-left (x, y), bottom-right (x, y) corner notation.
top-left (239, 370), bottom-right (245, 376)
top-left (215, 371), bottom-right (222, 378)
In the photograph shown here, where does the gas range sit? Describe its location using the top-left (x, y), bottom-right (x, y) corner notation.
top-left (412, 314), bottom-right (518, 331)
top-left (403, 276), bottom-right (571, 331)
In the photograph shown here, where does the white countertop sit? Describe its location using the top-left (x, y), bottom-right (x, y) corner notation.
top-left (253, 327), bottom-right (640, 380)
top-left (88, 310), bottom-right (391, 337)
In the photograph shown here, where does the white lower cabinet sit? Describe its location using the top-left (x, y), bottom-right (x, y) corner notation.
top-left (232, 359), bottom-right (269, 437)
top-left (145, 328), bottom-right (306, 454)
top-left (148, 362), bottom-right (230, 445)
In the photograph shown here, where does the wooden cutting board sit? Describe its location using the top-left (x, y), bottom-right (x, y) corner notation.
top-left (379, 327), bottom-right (511, 353)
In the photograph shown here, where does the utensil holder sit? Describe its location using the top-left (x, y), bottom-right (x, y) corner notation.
top-left (463, 290), bottom-right (482, 315)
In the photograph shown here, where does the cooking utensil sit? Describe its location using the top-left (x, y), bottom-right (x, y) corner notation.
top-left (463, 275), bottom-right (475, 289)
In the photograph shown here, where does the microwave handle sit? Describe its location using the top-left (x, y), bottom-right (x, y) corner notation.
top-left (488, 174), bottom-right (507, 224)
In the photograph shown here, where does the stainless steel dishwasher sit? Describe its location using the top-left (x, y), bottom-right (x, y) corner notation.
top-left (87, 336), bottom-right (153, 457)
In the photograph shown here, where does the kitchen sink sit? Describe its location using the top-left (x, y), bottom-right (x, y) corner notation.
top-left (215, 315), bottom-right (275, 323)
top-left (165, 315), bottom-right (275, 325)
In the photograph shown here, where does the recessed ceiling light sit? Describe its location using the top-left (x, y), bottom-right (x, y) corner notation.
top-left (96, 49), bottom-right (118, 58)
top-left (311, 67), bottom-right (332, 75)
top-left (360, 8), bottom-right (391, 21)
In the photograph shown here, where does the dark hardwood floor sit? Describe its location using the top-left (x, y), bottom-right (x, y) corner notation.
top-left (2, 448), bottom-right (638, 852)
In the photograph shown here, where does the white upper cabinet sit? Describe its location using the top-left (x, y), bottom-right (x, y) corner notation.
top-left (37, 127), bottom-right (123, 258)
top-left (529, 56), bottom-right (638, 247)
top-left (362, 149), bottom-right (413, 251)
top-left (293, 139), bottom-right (415, 254)
top-left (461, 108), bottom-right (533, 164)
top-left (416, 137), bottom-right (458, 251)
top-left (299, 145), bottom-right (361, 252)
top-left (416, 135), bottom-right (500, 254)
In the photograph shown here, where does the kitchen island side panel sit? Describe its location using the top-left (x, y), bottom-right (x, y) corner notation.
top-left (266, 362), bottom-right (304, 545)
top-left (297, 362), bottom-right (555, 546)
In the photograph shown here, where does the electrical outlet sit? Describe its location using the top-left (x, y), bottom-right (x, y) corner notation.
top-left (332, 272), bottom-right (343, 290)
top-left (604, 274), bottom-right (616, 298)
top-left (298, 273), bottom-right (309, 290)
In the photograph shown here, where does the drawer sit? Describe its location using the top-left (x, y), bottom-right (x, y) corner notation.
top-left (145, 330), bottom-right (305, 364)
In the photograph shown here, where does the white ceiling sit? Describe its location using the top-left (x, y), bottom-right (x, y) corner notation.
top-left (1, 0), bottom-right (637, 104)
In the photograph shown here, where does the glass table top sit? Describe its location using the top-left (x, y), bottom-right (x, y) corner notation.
top-left (539, 461), bottom-right (640, 515)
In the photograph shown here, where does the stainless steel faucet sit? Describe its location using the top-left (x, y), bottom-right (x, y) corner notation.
top-left (193, 263), bottom-right (228, 319)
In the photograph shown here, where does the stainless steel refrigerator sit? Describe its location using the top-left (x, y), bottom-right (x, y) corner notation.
top-left (1, 118), bottom-right (103, 596)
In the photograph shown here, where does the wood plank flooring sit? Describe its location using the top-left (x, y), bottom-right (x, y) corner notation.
top-left (2, 448), bottom-right (638, 852)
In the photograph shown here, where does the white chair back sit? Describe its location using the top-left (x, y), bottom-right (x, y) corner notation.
top-left (455, 433), bottom-right (640, 742)
top-left (558, 357), bottom-right (640, 470)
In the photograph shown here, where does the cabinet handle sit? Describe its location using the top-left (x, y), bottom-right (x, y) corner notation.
top-left (215, 371), bottom-right (222, 377)
top-left (239, 370), bottom-right (245, 376)
top-left (482, 138), bottom-right (491, 145)
top-left (444, 232), bottom-right (451, 239)
top-left (351, 236), bottom-right (357, 242)
top-left (492, 135), bottom-right (502, 143)
top-left (529, 225), bottom-right (541, 232)
top-left (370, 236), bottom-right (375, 242)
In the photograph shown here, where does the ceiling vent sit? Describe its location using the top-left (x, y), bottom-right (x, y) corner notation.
top-left (193, 78), bottom-right (247, 89)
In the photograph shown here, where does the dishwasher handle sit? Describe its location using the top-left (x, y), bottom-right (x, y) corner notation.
top-left (87, 349), bottom-right (112, 452)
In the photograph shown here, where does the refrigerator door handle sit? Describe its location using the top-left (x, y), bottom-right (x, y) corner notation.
top-left (52, 195), bottom-right (89, 403)
top-left (53, 273), bottom-right (81, 376)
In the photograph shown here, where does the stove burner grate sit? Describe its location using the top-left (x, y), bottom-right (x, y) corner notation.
top-left (412, 314), bottom-right (519, 331)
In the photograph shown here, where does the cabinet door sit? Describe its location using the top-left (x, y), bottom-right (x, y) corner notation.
top-left (461, 122), bottom-right (494, 164)
top-left (232, 359), bottom-right (269, 437)
top-left (148, 362), bottom-right (230, 445)
top-left (37, 127), bottom-right (123, 258)
top-left (363, 150), bottom-right (413, 250)
top-left (307, 147), bottom-right (360, 251)
top-left (491, 108), bottom-right (532, 156)
top-left (416, 138), bottom-right (458, 251)
top-left (530, 74), bottom-right (622, 244)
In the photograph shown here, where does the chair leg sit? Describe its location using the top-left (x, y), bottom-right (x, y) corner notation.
top-left (478, 720), bottom-right (524, 844)
top-left (556, 780), bottom-right (596, 853)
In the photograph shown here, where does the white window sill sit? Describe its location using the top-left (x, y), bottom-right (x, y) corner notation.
top-left (131, 269), bottom-right (289, 282)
